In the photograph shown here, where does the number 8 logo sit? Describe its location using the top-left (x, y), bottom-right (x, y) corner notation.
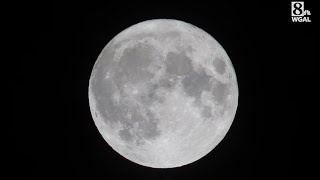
top-left (292, 2), bottom-right (304, 16)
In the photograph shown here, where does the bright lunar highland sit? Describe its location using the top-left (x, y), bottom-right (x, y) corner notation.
top-left (88, 19), bottom-right (238, 168)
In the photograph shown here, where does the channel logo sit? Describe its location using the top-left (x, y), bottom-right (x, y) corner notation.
top-left (291, 2), bottom-right (311, 22)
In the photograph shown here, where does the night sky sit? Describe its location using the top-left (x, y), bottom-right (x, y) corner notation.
top-left (11, 1), bottom-right (315, 179)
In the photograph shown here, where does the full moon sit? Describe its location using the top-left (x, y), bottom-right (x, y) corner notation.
top-left (88, 19), bottom-right (238, 168)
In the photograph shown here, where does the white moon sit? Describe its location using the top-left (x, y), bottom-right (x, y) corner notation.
top-left (88, 19), bottom-right (238, 168)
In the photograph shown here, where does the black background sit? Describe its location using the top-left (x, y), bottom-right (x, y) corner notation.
top-left (12, 1), bottom-right (316, 179)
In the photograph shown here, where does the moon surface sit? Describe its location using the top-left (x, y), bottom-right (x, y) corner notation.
top-left (88, 19), bottom-right (238, 168)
